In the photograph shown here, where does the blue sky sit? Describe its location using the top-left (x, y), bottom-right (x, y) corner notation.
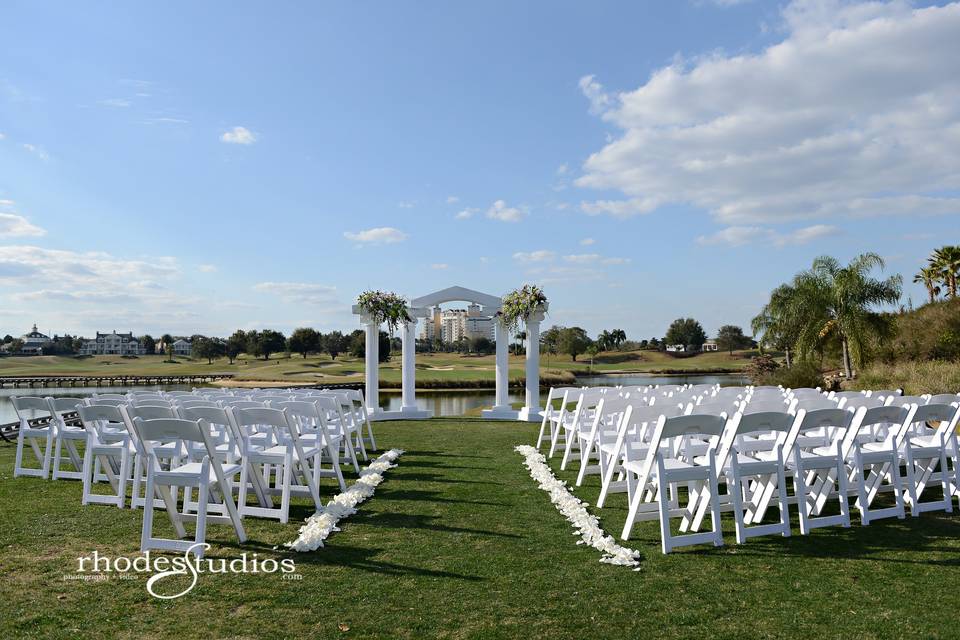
top-left (1, 0), bottom-right (958, 340)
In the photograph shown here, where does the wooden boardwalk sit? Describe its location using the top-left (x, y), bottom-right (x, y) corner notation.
top-left (0, 374), bottom-right (235, 388)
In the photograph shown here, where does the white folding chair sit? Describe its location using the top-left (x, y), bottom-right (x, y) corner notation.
top-left (135, 417), bottom-right (247, 558)
top-left (229, 407), bottom-right (324, 523)
top-left (77, 404), bottom-right (133, 508)
top-left (620, 412), bottom-right (728, 553)
top-left (12, 396), bottom-right (56, 479)
top-left (273, 400), bottom-right (347, 492)
top-left (536, 386), bottom-right (580, 450)
top-left (895, 402), bottom-right (960, 515)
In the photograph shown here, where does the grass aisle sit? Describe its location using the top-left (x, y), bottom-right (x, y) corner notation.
top-left (2, 419), bottom-right (960, 639)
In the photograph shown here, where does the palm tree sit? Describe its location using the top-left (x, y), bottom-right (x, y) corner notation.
top-left (514, 331), bottom-right (526, 354)
top-left (930, 245), bottom-right (960, 299)
top-left (610, 329), bottom-right (627, 350)
top-left (751, 283), bottom-right (802, 368)
top-left (596, 330), bottom-right (613, 352)
top-left (791, 253), bottom-right (902, 379)
top-left (913, 266), bottom-right (942, 304)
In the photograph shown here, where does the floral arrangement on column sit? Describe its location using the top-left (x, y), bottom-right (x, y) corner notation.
top-left (356, 290), bottom-right (411, 331)
top-left (498, 284), bottom-right (547, 331)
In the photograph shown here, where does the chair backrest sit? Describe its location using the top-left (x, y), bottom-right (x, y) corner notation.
top-left (911, 403), bottom-right (960, 437)
top-left (179, 405), bottom-right (232, 427)
top-left (78, 403), bottom-right (125, 424)
top-left (659, 413), bottom-right (728, 440)
top-left (11, 396), bottom-right (51, 413)
top-left (219, 399), bottom-right (265, 409)
top-left (126, 404), bottom-right (177, 419)
top-left (176, 399), bottom-right (220, 409)
top-left (866, 388), bottom-right (903, 399)
top-left (92, 394), bottom-right (127, 401)
top-left (77, 404), bottom-right (126, 439)
top-left (271, 400), bottom-right (320, 419)
top-left (928, 393), bottom-right (960, 405)
top-left (230, 406), bottom-right (289, 429)
top-left (888, 395), bottom-right (928, 407)
top-left (786, 407), bottom-right (852, 456)
top-left (46, 397), bottom-right (84, 415)
top-left (89, 397), bottom-right (126, 406)
top-left (847, 404), bottom-right (914, 451)
top-left (839, 395), bottom-right (890, 411)
top-left (133, 417), bottom-right (204, 445)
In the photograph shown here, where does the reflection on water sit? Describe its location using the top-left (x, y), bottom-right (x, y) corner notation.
top-left (0, 373), bottom-right (748, 422)
top-left (378, 390), bottom-right (526, 417)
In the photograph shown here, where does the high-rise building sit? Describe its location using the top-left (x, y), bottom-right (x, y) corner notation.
top-left (419, 305), bottom-right (495, 343)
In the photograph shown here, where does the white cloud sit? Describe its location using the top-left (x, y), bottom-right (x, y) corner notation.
top-left (220, 126), bottom-right (257, 145)
top-left (253, 282), bottom-right (338, 304)
top-left (578, 74), bottom-right (611, 116)
top-left (343, 227), bottom-right (408, 244)
top-left (431, 263), bottom-right (449, 270)
top-left (198, 264), bottom-right (217, 273)
top-left (0, 213), bottom-right (46, 237)
top-left (696, 224), bottom-right (838, 247)
top-left (576, 1), bottom-right (960, 228)
top-left (0, 132), bottom-right (5, 140)
top-left (563, 253), bottom-right (631, 265)
top-left (446, 195), bottom-right (460, 204)
top-left (22, 143), bottom-right (49, 161)
top-left (580, 237), bottom-right (596, 246)
top-left (455, 208), bottom-right (478, 220)
top-left (556, 163), bottom-right (569, 175)
top-left (398, 201), bottom-right (414, 209)
top-left (486, 200), bottom-right (525, 222)
top-left (580, 197), bottom-right (660, 218)
top-left (99, 98), bottom-right (131, 108)
top-left (513, 250), bottom-right (556, 263)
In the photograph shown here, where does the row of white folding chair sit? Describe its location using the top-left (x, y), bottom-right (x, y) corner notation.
top-left (613, 398), bottom-right (960, 553)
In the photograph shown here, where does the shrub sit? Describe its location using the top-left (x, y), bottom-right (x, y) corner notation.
top-left (746, 354), bottom-right (779, 383)
top-left (768, 362), bottom-right (826, 390)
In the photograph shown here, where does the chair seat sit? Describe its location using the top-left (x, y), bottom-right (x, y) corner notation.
top-left (161, 462), bottom-right (241, 483)
top-left (258, 444), bottom-right (320, 460)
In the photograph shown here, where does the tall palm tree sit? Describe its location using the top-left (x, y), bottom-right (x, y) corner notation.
top-left (791, 253), bottom-right (902, 379)
top-left (931, 245), bottom-right (960, 299)
top-left (610, 329), bottom-right (627, 350)
top-left (913, 266), bottom-right (941, 304)
top-left (515, 330), bottom-right (526, 353)
top-left (751, 283), bottom-right (802, 368)
top-left (597, 330), bottom-right (613, 352)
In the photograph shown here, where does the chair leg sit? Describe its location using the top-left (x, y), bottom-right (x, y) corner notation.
top-left (280, 451), bottom-right (293, 524)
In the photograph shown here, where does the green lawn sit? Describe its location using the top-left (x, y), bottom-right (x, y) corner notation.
top-left (0, 349), bottom-right (755, 387)
top-left (2, 419), bottom-right (959, 639)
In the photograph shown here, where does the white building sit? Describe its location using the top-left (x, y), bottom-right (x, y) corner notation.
top-left (80, 331), bottom-right (146, 355)
top-left (702, 340), bottom-right (719, 352)
top-left (10, 324), bottom-right (51, 355)
top-left (419, 304), bottom-right (495, 343)
top-left (171, 339), bottom-right (192, 356)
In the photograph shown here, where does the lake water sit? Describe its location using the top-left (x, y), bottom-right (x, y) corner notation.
top-left (0, 373), bottom-right (747, 424)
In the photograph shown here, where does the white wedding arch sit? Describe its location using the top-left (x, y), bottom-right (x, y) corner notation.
top-left (351, 285), bottom-right (546, 421)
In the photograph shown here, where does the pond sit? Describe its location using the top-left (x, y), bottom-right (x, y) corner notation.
top-left (0, 373), bottom-right (748, 423)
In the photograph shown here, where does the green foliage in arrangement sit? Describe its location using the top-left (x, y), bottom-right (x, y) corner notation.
top-left (356, 290), bottom-right (411, 332)
top-left (499, 284), bottom-right (547, 332)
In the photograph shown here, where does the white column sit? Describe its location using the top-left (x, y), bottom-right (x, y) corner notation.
top-left (401, 319), bottom-right (417, 411)
top-left (493, 318), bottom-right (510, 410)
top-left (362, 315), bottom-right (379, 415)
top-left (524, 311), bottom-right (544, 412)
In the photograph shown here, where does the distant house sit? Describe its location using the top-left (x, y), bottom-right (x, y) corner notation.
top-left (6, 324), bottom-right (51, 355)
top-left (172, 339), bottom-right (192, 356)
top-left (702, 340), bottom-right (719, 352)
top-left (666, 344), bottom-right (686, 353)
top-left (80, 331), bottom-right (146, 355)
